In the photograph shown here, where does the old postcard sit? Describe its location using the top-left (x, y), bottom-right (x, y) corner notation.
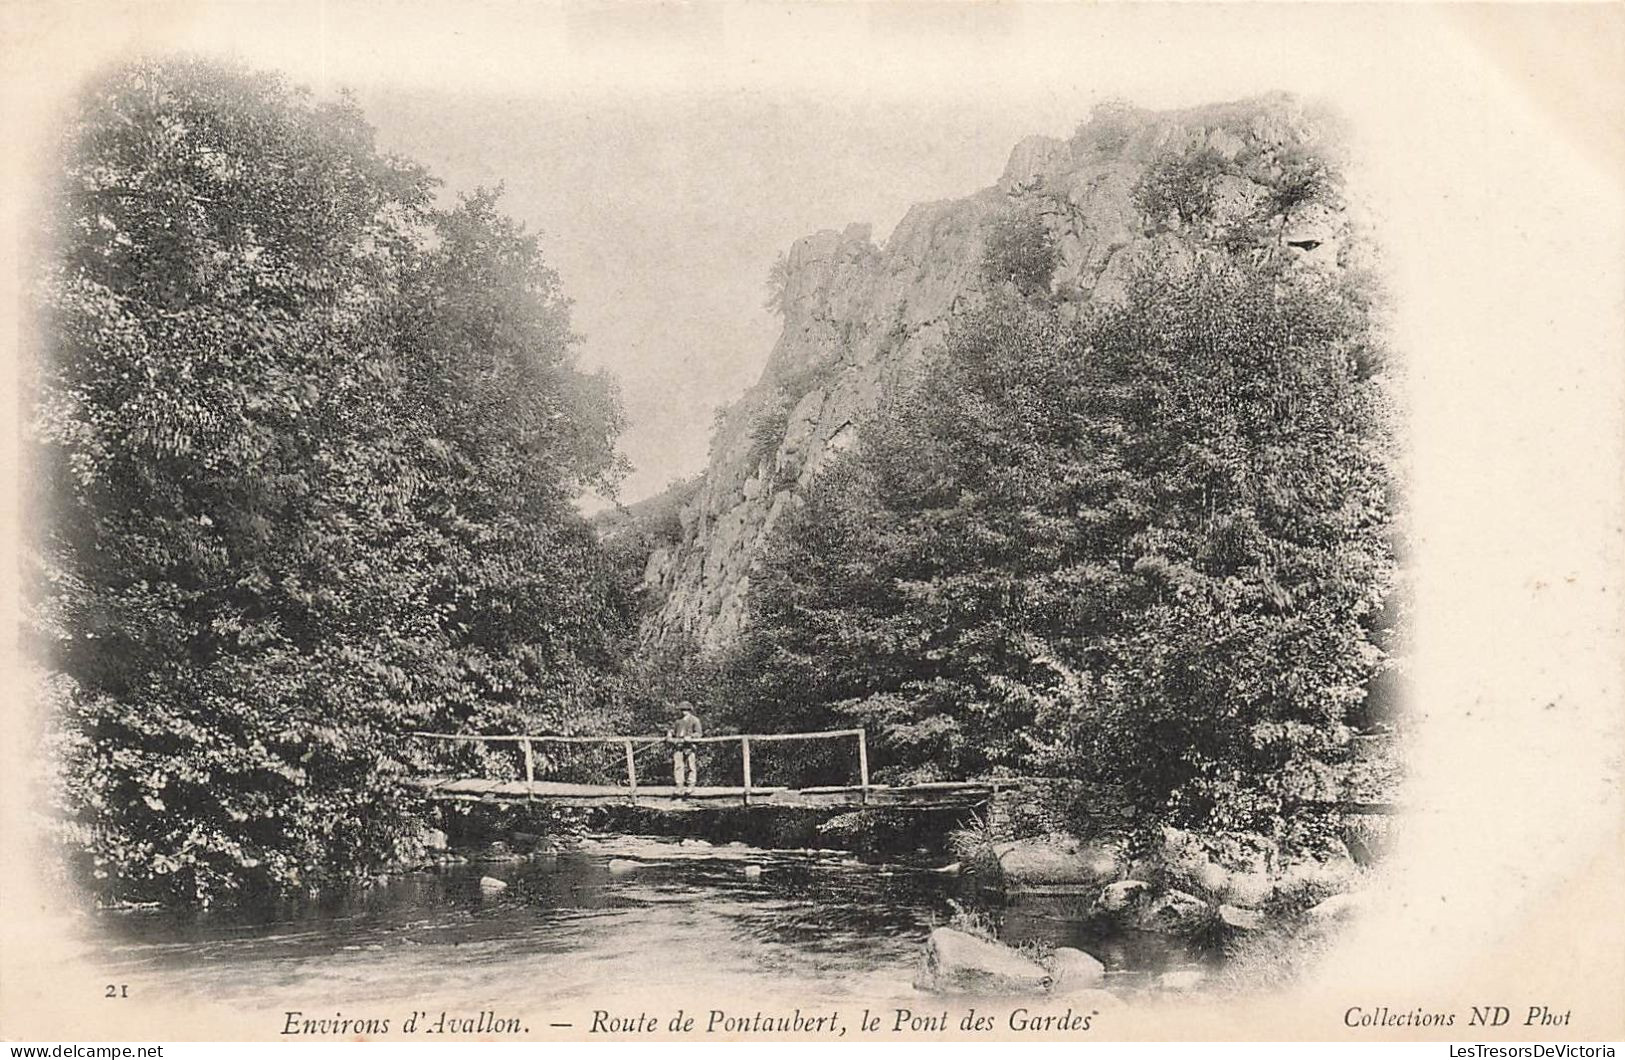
top-left (1, 0), bottom-right (1621, 1046)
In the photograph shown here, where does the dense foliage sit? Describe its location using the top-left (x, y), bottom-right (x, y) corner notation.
top-left (979, 208), bottom-right (1057, 297)
top-left (28, 59), bottom-right (634, 905)
top-left (727, 250), bottom-right (1397, 842)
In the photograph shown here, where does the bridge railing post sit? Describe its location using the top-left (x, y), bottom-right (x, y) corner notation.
top-left (624, 739), bottom-right (638, 803)
top-left (522, 737), bottom-right (535, 802)
top-left (857, 728), bottom-right (869, 805)
top-left (741, 736), bottom-right (752, 806)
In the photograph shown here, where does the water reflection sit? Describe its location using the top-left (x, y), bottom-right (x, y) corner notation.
top-left (96, 834), bottom-right (1205, 1008)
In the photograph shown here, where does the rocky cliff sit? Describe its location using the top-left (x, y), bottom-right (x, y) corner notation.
top-left (636, 94), bottom-right (1355, 652)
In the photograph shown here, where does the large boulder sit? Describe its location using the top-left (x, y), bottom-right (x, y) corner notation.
top-left (996, 835), bottom-right (1124, 892)
top-left (1095, 880), bottom-right (1211, 933)
top-left (1155, 825), bottom-right (1277, 900)
top-left (915, 928), bottom-right (1052, 996)
top-left (510, 830), bottom-right (545, 852)
top-left (1131, 889), bottom-right (1211, 934)
top-left (1221, 871), bottom-right (1274, 909)
top-left (1217, 904), bottom-right (1265, 931)
top-left (1098, 884), bottom-right (1215, 929)
top-left (1047, 947), bottom-right (1106, 994)
top-left (1097, 879), bottom-right (1152, 912)
top-left (1277, 855), bottom-right (1363, 906)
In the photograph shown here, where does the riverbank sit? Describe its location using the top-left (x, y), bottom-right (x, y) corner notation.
top-left (927, 818), bottom-right (1389, 996)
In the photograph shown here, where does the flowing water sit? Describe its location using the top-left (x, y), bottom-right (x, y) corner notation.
top-left (91, 834), bottom-right (1207, 1018)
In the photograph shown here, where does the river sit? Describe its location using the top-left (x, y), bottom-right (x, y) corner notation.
top-left (94, 833), bottom-right (1208, 1017)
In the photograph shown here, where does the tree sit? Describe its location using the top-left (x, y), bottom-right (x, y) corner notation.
top-left (28, 58), bottom-right (632, 906)
top-left (1042, 260), bottom-right (1396, 838)
top-left (733, 252), bottom-right (1397, 844)
top-left (1135, 147), bottom-right (1231, 226)
top-left (730, 295), bottom-right (1091, 783)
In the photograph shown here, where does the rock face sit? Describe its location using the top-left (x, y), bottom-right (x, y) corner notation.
top-left (915, 927), bottom-right (1052, 995)
top-left (637, 94), bottom-right (1356, 652)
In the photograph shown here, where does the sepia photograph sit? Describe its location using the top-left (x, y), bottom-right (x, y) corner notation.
top-left (1, 0), bottom-right (1621, 1047)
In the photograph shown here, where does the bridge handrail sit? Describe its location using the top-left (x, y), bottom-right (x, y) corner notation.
top-left (408, 726), bottom-right (870, 805)
top-left (408, 728), bottom-right (864, 746)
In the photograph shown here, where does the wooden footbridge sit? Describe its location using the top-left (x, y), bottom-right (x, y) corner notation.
top-left (408, 727), bottom-right (1018, 812)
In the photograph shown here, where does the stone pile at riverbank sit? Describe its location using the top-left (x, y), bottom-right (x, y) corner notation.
top-left (915, 821), bottom-right (1384, 997)
top-left (981, 825), bottom-right (1374, 927)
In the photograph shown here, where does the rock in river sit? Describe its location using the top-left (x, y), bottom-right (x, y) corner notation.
top-left (478, 876), bottom-right (508, 894)
top-left (1097, 879), bottom-right (1152, 912)
top-left (914, 928), bottom-right (1051, 996)
top-left (1134, 889), bottom-right (1210, 933)
top-left (1047, 947), bottom-right (1106, 993)
top-left (996, 835), bottom-right (1123, 892)
top-left (1096, 882), bottom-right (1211, 934)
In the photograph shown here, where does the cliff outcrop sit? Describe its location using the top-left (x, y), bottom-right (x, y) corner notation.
top-left (635, 94), bottom-right (1356, 651)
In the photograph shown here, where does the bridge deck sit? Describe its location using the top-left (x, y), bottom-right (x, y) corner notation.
top-left (410, 777), bottom-right (1013, 811)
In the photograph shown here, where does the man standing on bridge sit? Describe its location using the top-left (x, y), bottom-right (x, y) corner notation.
top-left (668, 703), bottom-right (703, 790)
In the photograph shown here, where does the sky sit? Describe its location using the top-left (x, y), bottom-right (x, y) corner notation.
top-left (30, 1), bottom-right (1618, 508)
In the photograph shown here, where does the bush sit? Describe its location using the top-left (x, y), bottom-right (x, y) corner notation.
top-left (746, 394), bottom-right (793, 470)
top-left (1135, 146), bottom-right (1231, 225)
top-left (979, 209), bottom-right (1057, 297)
top-left (764, 252), bottom-right (792, 315)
